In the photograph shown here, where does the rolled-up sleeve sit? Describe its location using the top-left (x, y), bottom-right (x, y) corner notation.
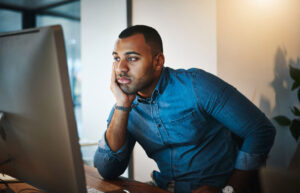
top-left (93, 107), bottom-right (136, 179)
top-left (193, 70), bottom-right (276, 170)
top-left (234, 151), bottom-right (268, 170)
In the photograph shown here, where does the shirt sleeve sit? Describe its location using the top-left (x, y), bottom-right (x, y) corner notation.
top-left (93, 106), bottom-right (136, 179)
top-left (192, 70), bottom-right (276, 170)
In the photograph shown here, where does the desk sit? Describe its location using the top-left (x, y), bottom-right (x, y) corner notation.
top-left (0, 165), bottom-right (170, 193)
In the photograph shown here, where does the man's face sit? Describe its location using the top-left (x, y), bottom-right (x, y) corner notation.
top-left (112, 34), bottom-right (158, 96)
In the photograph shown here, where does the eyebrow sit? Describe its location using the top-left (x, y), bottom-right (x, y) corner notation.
top-left (112, 51), bottom-right (141, 56)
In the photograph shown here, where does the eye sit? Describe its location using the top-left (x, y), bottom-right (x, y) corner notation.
top-left (128, 57), bottom-right (138, 62)
top-left (113, 57), bottom-right (120, 62)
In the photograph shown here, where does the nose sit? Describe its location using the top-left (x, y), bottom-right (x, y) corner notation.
top-left (115, 59), bottom-right (129, 74)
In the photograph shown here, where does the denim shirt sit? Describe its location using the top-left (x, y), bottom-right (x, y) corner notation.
top-left (94, 67), bottom-right (276, 193)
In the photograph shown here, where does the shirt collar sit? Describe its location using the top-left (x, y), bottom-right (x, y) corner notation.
top-left (154, 67), bottom-right (168, 95)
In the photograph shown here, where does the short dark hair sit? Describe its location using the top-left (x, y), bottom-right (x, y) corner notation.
top-left (118, 25), bottom-right (163, 54)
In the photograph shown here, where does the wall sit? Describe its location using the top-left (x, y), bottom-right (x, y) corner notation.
top-left (81, 0), bottom-right (126, 143)
top-left (133, 0), bottom-right (217, 72)
top-left (217, 0), bottom-right (300, 168)
top-left (132, 0), bottom-right (217, 182)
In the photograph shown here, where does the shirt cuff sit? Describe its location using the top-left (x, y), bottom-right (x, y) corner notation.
top-left (97, 131), bottom-right (129, 161)
top-left (234, 150), bottom-right (267, 170)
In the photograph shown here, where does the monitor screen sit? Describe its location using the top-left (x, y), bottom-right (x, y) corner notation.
top-left (0, 25), bottom-right (87, 193)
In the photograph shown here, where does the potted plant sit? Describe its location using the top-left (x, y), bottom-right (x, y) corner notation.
top-left (274, 65), bottom-right (300, 141)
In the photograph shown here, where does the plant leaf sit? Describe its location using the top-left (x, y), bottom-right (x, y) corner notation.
top-left (290, 120), bottom-right (300, 141)
top-left (291, 106), bottom-right (300, 116)
top-left (274, 116), bottom-right (291, 126)
top-left (289, 65), bottom-right (300, 82)
top-left (291, 81), bottom-right (300, 91)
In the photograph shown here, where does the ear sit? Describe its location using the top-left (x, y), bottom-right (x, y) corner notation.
top-left (154, 53), bottom-right (165, 71)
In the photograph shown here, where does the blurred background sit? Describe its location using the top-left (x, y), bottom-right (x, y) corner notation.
top-left (0, 0), bottom-right (299, 182)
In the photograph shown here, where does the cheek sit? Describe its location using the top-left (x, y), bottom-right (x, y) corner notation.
top-left (129, 62), bottom-right (148, 77)
top-left (138, 70), bottom-right (155, 85)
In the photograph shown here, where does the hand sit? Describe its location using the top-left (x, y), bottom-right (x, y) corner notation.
top-left (191, 185), bottom-right (222, 193)
top-left (110, 64), bottom-right (136, 107)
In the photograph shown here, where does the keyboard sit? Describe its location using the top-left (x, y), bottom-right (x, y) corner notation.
top-left (87, 186), bottom-right (131, 193)
top-left (87, 186), bottom-right (104, 193)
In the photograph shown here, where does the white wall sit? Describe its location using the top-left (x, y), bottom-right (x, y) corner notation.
top-left (133, 0), bottom-right (217, 73)
top-left (81, 0), bottom-right (126, 143)
top-left (132, 0), bottom-right (217, 182)
top-left (217, 0), bottom-right (300, 168)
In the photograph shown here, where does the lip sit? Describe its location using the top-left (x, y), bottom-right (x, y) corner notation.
top-left (117, 77), bottom-right (131, 84)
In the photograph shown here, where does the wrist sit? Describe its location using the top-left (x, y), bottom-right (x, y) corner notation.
top-left (116, 101), bottom-right (132, 108)
top-left (114, 104), bottom-right (131, 112)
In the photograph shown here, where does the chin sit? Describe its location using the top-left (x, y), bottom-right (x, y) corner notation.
top-left (120, 85), bottom-right (137, 95)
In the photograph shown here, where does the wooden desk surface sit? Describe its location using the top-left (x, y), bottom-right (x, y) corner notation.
top-left (0, 165), bottom-right (170, 193)
top-left (84, 165), bottom-right (169, 193)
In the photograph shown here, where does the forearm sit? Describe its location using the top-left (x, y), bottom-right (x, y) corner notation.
top-left (94, 107), bottom-right (135, 179)
top-left (106, 108), bottom-right (130, 152)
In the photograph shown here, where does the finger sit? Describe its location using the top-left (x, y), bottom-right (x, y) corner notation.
top-left (111, 64), bottom-right (123, 94)
top-left (110, 64), bottom-right (119, 94)
top-left (111, 64), bottom-right (116, 84)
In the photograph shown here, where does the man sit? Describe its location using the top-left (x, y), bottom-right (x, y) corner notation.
top-left (94, 25), bottom-right (276, 193)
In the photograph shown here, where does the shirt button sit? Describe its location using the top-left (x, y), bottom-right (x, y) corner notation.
top-left (152, 101), bottom-right (155, 104)
top-left (157, 124), bottom-right (161, 128)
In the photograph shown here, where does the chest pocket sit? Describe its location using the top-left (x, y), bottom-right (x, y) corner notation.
top-left (162, 109), bottom-right (208, 144)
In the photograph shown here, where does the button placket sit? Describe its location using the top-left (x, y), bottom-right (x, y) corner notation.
top-left (151, 102), bottom-right (169, 144)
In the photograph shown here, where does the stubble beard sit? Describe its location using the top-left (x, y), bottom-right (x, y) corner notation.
top-left (118, 78), bottom-right (153, 95)
top-left (118, 71), bottom-right (155, 95)
top-left (117, 59), bottom-right (156, 95)
top-left (118, 82), bottom-right (137, 95)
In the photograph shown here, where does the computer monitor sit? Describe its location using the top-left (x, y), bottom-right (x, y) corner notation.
top-left (0, 25), bottom-right (87, 193)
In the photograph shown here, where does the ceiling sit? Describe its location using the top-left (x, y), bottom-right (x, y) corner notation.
top-left (0, 0), bottom-right (80, 20)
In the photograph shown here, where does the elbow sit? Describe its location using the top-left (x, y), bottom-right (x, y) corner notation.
top-left (94, 158), bottom-right (126, 179)
top-left (262, 121), bottom-right (277, 154)
top-left (95, 165), bottom-right (119, 179)
top-left (93, 150), bottom-right (118, 179)
top-left (243, 120), bottom-right (277, 155)
top-left (93, 148), bottom-right (128, 179)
